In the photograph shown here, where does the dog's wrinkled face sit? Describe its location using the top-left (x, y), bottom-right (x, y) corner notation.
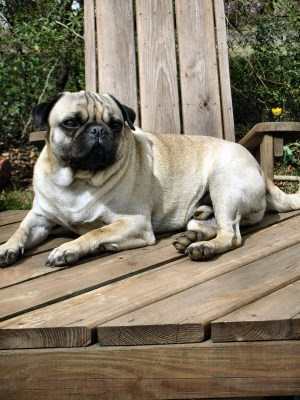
top-left (33, 91), bottom-right (136, 171)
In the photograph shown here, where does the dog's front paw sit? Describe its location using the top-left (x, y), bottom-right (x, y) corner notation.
top-left (46, 243), bottom-right (80, 267)
top-left (0, 244), bottom-right (24, 267)
top-left (186, 241), bottom-right (216, 261)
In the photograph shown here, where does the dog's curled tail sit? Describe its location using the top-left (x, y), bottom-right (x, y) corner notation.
top-left (266, 178), bottom-right (300, 212)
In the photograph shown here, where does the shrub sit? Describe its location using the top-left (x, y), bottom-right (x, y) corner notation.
top-left (226, 0), bottom-right (300, 136)
top-left (0, 0), bottom-right (84, 148)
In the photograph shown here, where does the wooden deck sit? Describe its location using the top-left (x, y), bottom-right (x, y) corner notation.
top-left (1, 210), bottom-right (300, 398)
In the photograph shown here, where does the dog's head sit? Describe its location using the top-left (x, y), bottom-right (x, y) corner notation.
top-left (32, 91), bottom-right (136, 171)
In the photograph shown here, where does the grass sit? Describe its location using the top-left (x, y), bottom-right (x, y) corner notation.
top-left (0, 189), bottom-right (33, 211)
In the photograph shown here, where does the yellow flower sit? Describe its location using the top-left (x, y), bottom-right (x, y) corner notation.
top-left (272, 107), bottom-right (283, 117)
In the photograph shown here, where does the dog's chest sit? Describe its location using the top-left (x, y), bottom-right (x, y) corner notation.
top-left (39, 180), bottom-right (110, 232)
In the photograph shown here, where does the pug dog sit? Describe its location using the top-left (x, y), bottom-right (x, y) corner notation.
top-left (1, 90), bottom-right (300, 267)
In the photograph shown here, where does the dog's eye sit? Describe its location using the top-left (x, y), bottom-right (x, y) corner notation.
top-left (108, 120), bottom-right (123, 131)
top-left (62, 119), bottom-right (79, 129)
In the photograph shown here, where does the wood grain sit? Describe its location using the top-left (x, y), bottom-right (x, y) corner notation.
top-left (0, 327), bottom-right (91, 350)
top-left (29, 130), bottom-right (47, 143)
top-left (239, 122), bottom-right (300, 150)
top-left (0, 341), bottom-right (300, 399)
top-left (96, 0), bottom-right (138, 123)
top-left (212, 280), bottom-right (300, 342)
top-left (175, 0), bottom-right (222, 137)
top-left (0, 238), bottom-right (182, 322)
top-left (0, 210), bottom-right (27, 227)
top-left (98, 240), bottom-right (300, 345)
top-left (0, 232), bottom-right (180, 289)
top-left (260, 134), bottom-right (274, 179)
top-left (0, 222), bottom-right (21, 244)
top-left (214, 0), bottom-right (235, 141)
top-left (1, 215), bottom-right (300, 349)
top-left (274, 136), bottom-right (284, 157)
top-left (84, 0), bottom-right (97, 91)
top-left (1, 211), bottom-right (296, 292)
top-left (136, 0), bottom-right (181, 133)
top-left (98, 239), bottom-right (300, 345)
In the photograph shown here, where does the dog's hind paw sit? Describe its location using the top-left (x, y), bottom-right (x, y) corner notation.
top-left (186, 241), bottom-right (216, 261)
top-left (173, 230), bottom-right (200, 253)
top-left (193, 205), bottom-right (214, 220)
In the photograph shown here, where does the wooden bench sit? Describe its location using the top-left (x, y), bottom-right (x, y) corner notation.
top-left (2, 1), bottom-right (300, 398)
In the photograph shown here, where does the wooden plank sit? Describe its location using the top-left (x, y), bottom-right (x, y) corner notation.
top-left (0, 232), bottom-right (182, 291)
top-left (0, 327), bottom-right (91, 350)
top-left (96, 0), bottom-right (138, 123)
top-left (0, 246), bottom-right (67, 290)
top-left (274, 136), bottom-right (284, 157)
top-left (97, 236), bottom-right (300, 345)
top-left (0, 210), bottom-right (27, 226)
top-left (84, 0), bottom-right (97, 91)
top-left (175, 0), bottom-right (222, 137)
top-left (136, 0), bottom-right (181, 133)
top-left (239, 121), bottom-right (300, 151)
top-left (214, 0), bottom-right (235, 141)
top-left (0, 223), bottom-right (21, 244)
top-left (0, 238), bottom-right (182, 322)
top-left (260, 134), bottom-right (274, 179)
top-left (29, 130), bottom-right (47, 143)
top-left (1, 215), bottom-right (300, 349)
top-left (1, 211), bottom-right (296, 291)
top-left (212, 280), bottom-right (300, 342)
top-left (0, 341), bottom-right (300, 398)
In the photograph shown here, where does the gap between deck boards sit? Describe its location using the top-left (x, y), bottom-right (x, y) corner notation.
top-left (1, 210), bottom-right (299, 290)
top-left (1, 212), bottom-right (300, 349)
top-left (0, 211), bottom-right (299, 315)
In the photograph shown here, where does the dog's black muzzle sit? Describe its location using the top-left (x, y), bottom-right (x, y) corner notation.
top-left (69, 123), bottom-right (119, 172)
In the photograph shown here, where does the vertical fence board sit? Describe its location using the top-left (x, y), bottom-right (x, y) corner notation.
top-left (84, 0), bottom-right (97, 91)
top-left (136, 0), bottom-right (181, 133)
top-left (96, 0), bottom-right (138, 122)
top-left (214, 0), bottom-right (235, 141)
top-left (175, 0), bottom-right (223, 137)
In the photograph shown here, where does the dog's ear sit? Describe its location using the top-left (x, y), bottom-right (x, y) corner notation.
top-left (32, 94), bottom-right (63, 129)
top-left (109, 94), bottom-right (136, 130)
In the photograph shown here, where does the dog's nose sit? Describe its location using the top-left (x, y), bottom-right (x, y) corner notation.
top-left (90, 126), bottom-right (104, 137)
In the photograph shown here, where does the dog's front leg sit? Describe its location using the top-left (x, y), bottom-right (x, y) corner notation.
top-left (0, 210), bottom-right (55, 267)
top-left (46, 218), bottom-right (155, 267)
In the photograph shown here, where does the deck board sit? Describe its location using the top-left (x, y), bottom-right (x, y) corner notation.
top-left (97, 241), bottom-right (300, 345)
top-left (1, 214), bottom-right (300, 348)
top-left (0, 233), bottom-right (180, 291)
top-left (0, 210), bottom-right (27, 227)
top-left (0, 237), bottom-right (182, 322)
top-left (211, 280), bottom-right (300, 342)
top-left (1, 341), bottom-right (300, 398)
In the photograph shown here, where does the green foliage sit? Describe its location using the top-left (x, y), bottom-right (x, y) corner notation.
top-left (227, 0), bottom-right (300, 135)
top-left (0, 189), bottom-right (33, 211)
top-left (283, 142), bottom-right (300, 167)
top-left (0, 0), bottom-right (84, 147)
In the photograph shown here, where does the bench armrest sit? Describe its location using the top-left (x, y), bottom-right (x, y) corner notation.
top-left (239, 122), bottom-right (300, 150)
top-left (239, 122), bottom-right (300, 179)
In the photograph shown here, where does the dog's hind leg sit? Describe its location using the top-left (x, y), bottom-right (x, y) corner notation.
top-left (186, 193), bottom-right (243, 261)
top-left (173, 218), bottom-right (217, 254)
top-left (193, 205), bottom-right (214, 220)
